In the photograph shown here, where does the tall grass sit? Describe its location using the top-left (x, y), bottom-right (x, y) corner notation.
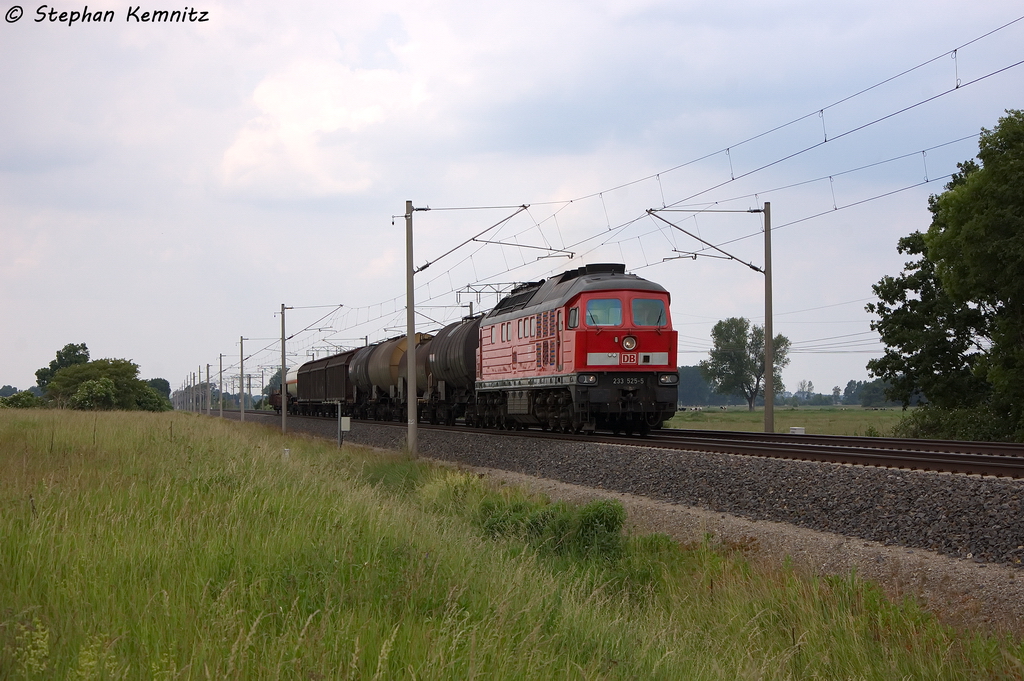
top-left (666, 406), bottom-right (907, 436)
top-left (1, 410), bottom-right (1021, 679)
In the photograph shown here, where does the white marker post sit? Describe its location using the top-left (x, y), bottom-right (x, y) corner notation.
top-left (336, 402), bottom-right (351, 448)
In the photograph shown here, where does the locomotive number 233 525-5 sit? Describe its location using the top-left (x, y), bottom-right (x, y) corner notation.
top-left (612, 377), bottom-right (646, 385)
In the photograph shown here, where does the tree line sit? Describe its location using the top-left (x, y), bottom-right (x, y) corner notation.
top-left (680, 362), bottom-right (895, 409)
top-left (0, 343), bottom-right (171, 411)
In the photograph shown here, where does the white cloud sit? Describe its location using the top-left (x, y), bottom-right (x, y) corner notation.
top-left (221, 60), bottom-right (426, 196)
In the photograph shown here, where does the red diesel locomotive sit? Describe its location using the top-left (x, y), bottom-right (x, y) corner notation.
top-left (274, 263), bottom-right (678, 434)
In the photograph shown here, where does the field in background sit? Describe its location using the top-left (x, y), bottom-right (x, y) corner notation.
top-left (1, 409), bottom-right (1020, 679)
top-left (666, 406), bottom-right (908, 436)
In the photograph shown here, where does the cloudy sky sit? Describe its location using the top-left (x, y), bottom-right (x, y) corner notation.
top-left (2, 0), bottom-right (1022, 398)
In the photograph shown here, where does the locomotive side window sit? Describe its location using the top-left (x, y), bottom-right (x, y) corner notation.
top-left (632, 298), bottom-right (667, 326)
top-left (585, 298), bottom-right (622, 326)
top-left (568, 307), bottom-right (578, 329)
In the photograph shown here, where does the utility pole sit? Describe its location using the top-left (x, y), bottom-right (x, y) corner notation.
top-left (240, 336), bottom-right (246, 422)
top-left (206, 364), bottom-right (212, 416)
top-left (405, 199), bottom-right (418, 457)
top-left (198, 365), bottom-right (202, 412)
top-left (218, 354), bottom-right (224, 418)
top-left (763, 202), bottom-right (774, 434)
top-left (281, 304), bottom-right (291, 433)
top-left (646, 203), bottom-right (776, 433)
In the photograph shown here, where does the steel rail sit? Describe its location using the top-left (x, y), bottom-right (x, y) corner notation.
top-left (655, 428), bottom-right (1024, 457)
top-left (216, 410), bottom-right (1024, 478)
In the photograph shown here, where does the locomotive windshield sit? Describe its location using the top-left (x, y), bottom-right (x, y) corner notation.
top-left (585, 298), bottom-right (622, 326)
top-left (632, 298), bottom-right (667, 326)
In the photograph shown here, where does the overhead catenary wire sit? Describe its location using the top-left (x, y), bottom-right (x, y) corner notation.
top-left (522, 14), bottom-right (1024, 208)
top-left (186, 17), bottom-right (1024, 385)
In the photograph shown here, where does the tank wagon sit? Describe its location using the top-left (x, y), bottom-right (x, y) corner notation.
top-left (272, 263), bottom-right (678, 434)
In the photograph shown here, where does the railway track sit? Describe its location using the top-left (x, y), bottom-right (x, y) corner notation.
top-left (215, 409), bottom-right (1024, 479)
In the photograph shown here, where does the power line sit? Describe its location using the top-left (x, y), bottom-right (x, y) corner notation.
top-left (524, 15), bottom-right (1024, 208)
top-left (190, 18), bottom-right (1024, 381)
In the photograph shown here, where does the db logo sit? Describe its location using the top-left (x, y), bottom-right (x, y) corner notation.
top-left (620, 353), bottom-right (638, 365)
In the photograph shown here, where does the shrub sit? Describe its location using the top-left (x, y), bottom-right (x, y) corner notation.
top-left (474, 490), bottom-right (626, 562)
top-left (569, 498), bottom-right (627, 559)
top-left (69, 378), bottom-right (117, 411)
top-left (893, 404), bottom-right (1018, 441)
top-left (0, 391), bottom-right (47, 409)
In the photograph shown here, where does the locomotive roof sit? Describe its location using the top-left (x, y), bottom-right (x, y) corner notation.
top-left (483, 263), bottom-right (668, 323)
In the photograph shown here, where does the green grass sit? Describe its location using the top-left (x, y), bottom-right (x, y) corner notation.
top-left (1, 410), bottom-right (1022, 679)
top-left (666, 405), bottom-right (908, 436)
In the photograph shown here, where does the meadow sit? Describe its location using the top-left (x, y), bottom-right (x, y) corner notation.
top-left (1, 409), bottom-right (1021, 679)
top-left (666, 405), bottom-right (908, 436)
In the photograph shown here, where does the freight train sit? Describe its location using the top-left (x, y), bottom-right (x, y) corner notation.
top-left (271, 263), bottom-right (678, 435)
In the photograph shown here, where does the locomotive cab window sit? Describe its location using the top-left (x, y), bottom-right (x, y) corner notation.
top-left (632, 298), bottom-right (667, 326)
top-left (568, 307), bottom-right (578, 329)
top-left (585, 298), bottom-right (622, 326)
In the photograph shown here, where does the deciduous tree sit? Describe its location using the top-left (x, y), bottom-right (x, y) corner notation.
top-left (699, 317), bottom-right (790, 411)
top-left (925, 109), bottom-right (1024, 424)
top-left (868, 110), bottom-right (1024, 437)
top-left (47, 359), bottom-right (169, 411)
top-left (866, 230), bottom-right (989, 408)
top-left (35, 343), bottom-right (89, 389)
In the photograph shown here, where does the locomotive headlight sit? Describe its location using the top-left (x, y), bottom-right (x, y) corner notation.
top-left (658, 373), bottom-right (679, 385)
top-left (622, 335), bottom-right (638, 351)
top-left (577, 374), bottom-right (598, 385)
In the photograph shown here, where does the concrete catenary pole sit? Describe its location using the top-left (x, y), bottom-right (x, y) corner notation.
top-left (240, 336), bottom-right (245, 422)
top-left (281, 303), bottom-right (288, 434)
top-left (405, 200), bottom-right (417, 457)
top-left (219, 354), bottom-right (224, 418)
top-left (206, 364), bottom-right (211, 416)
top-left (763, 202), bottom-right (774, 434)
